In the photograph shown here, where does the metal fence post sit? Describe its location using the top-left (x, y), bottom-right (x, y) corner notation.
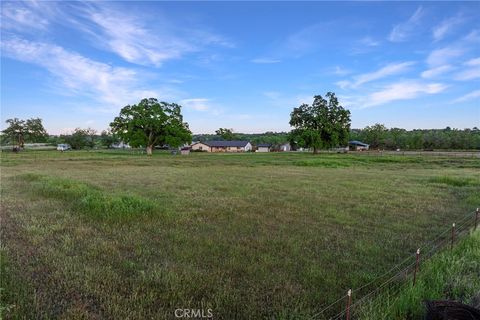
top-left (346, 289), bottom-right (352, 320)
top-left (413, 248), bottom-right (420, 286)
top-left (475, 208), bottom-right (479, 230)
top-left (451, 223), bottom-right (456, 250)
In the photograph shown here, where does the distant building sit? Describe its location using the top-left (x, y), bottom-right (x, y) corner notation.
top-left (348, 140), bottom-right (369, 151)
top-left (279, 142), bottom-right (291, 152)
top-left (191, 141), bottom-right (252, 152)
top-left (256, 143), bottom-right (271, 152)
top-left (180, 147), bottom-right (190, 155)
top-left (111, 141), bottom-right (131, 149)
top-left (56, 144), bottom-right (71, 151)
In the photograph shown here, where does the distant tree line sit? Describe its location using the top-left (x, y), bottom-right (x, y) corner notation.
top-left (2, 95), bottom-right (479, 152)
top-left (193, 131), bottom-right (290, 146)
top-left (3, 123), bottom-right (479, 151)
top-left (350, 124), bottom-right (480, 150)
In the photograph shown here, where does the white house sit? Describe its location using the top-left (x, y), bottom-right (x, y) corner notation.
top-left (191, 141), bottom-right (252, 152)
top-left (190, 142), bottom-right (211, 152)
top-left (256, 143), bottom-right (271, 152)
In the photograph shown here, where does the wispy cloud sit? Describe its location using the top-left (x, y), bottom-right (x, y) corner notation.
top-left (388, 7), bottom-right (424, 42)
top-left (1, 1), bottom-right (50, 32)
top-left (432, 14), bottom-right (464, 41)
top-left (2, 2), bottom-right (234, 68)
top-left (180, 98), bottom-right (211, 111)
top-left (349, 36), bottom-right (381, 55)
top-left (76, 4), bottom-right (233, 67)
top-left (364, 81), bottom-right (447, 107)
top-left (331, 66), bottom-right (352, 76)
top-left (452, 90), bottom-right (480, 103)
top-left (359, 36), bottom-right (380, 47)
top-left (464, 29), bottom-right (480, 42)
top-left (421, 65), bottom-right (453, 79)
top-left (338, 61), bottom-right (415, 88)
top-left (262, 91), bottom-right (313, 109)
top-left (251, 58), bottom-right (281, 64)
top-left (1, 36), bottom-right (167, 111)
top-left (453, 57), bottom-right (480, 81)
top-left (426, 46), bottom-right (465, 66)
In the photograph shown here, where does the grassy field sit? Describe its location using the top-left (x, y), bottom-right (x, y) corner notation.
top-left (1, 150), bottom-right (479, 319)
top-left (358, 229), bottom-right (480, 319)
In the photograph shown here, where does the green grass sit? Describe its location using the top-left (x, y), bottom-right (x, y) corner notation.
top-left (429, 175), bottom-right (480, 187)
top-left (356, 230), bottom-right (480, 319)
top-left (1, 150), bottom-right (479, 319)
top-left (18, 173), bottom-right (156, 219)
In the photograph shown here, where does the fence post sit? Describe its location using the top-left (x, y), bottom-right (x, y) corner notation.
top-left (413, 248), bottom-right (420, 286)
top-left (475, 208), bottom-right (479, 230)
top-left (451, 223), bottom-right (456, 250)
top-left (346, 289), bottom-right (352, 320)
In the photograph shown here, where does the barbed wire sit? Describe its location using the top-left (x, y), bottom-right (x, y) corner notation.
top-left (312, 208), bottom-right (478, 319)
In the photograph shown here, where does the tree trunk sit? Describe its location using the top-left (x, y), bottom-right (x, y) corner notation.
top-left (146, 145), bottom-right (153, 155)
top-left (313, 147), bottom-right (319, 154)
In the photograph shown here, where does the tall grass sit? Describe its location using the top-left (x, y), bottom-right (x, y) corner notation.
top-left (1, 151), bottom-right (479, 319)
top-left (429, 176), bottom-right (480, 187)
top-left (19, 173), bottom-right (155, 219)
top-left (356, 230), bottom-right (480, 319)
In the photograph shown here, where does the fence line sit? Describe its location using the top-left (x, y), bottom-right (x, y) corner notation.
top-left (314, 208), bottom-right (479, 319)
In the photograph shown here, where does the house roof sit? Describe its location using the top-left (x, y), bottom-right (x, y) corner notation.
top-left (257, 143), bottom-right (271, 147)
top-left (200, 140), bottom-right (250, 147)
top-left (348, 140), bottom-right (369, 147)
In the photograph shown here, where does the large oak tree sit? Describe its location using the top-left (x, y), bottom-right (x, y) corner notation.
top-left (289, 93), bottom-right (351, 153)
top-left (2, 117), bottom-right (48, 149)
top-left (110, 98), bottom-right (192, 155)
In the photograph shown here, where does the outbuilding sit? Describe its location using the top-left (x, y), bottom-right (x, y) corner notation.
top-left (348, 140), bottom-right (369, 151)
top-left (256, 143), bottom-right (271, 152)
top-left (279, 143), bottom-right (291, 152)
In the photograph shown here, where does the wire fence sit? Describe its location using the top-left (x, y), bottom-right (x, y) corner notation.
top-left (313, 208), bottom-right (480, 320)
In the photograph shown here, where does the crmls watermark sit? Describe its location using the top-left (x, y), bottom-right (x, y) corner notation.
top-left (174, 309), bottom-right (213, 318)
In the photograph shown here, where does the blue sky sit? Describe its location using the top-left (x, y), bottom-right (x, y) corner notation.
top-left (1, 1), bottom-right (479, 134)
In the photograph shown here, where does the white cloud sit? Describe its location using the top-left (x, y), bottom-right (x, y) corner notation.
top-left (452, 57), bottom-right (480, 81)
top-left (359, 36), bottom-right (380, 47)
top-left (1, 1), bottom-right (233, 68)
top-left (432, 14), bottom-right (464, 41)
top-left (421, 65), bottom-right (453, 79)
top-left (73, 3), bottom-right (234, 66)
top-left (364, 81), bottom-right (448, 107)
top-left (335, 80), bottom-right (351, 90)
top-left (180, 98), bottom-right (211, 111)
top-left (0, 1), bottom-right (50, 32)
top-left (263, 91), bottom-right (282, 100)
top-left (464, 29), bottom-right (480, 42)
top-left (331, 66), bottom-right (352, 76)
top-left (465, 57), bottom-right (480, 66)
top-left (251, 58), bottom-right (281, 64)
top-left (1, 36), bottom-right (165, 111)
top-left (426, 46), bottom-right (465, 66)
top-left (262, 91), bottom-right (312, 109)
top-left (388, 7), bottom-right (424, 42)
top-left (452, 90), bottom-right (480, 103)
top-left (340, 61), bottom-right (415, 88)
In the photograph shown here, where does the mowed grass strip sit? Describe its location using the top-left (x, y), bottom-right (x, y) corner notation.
top-left (1, 151), bottom-right (479, 319)
top-left (18, 173), bottom-right (156, 219)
